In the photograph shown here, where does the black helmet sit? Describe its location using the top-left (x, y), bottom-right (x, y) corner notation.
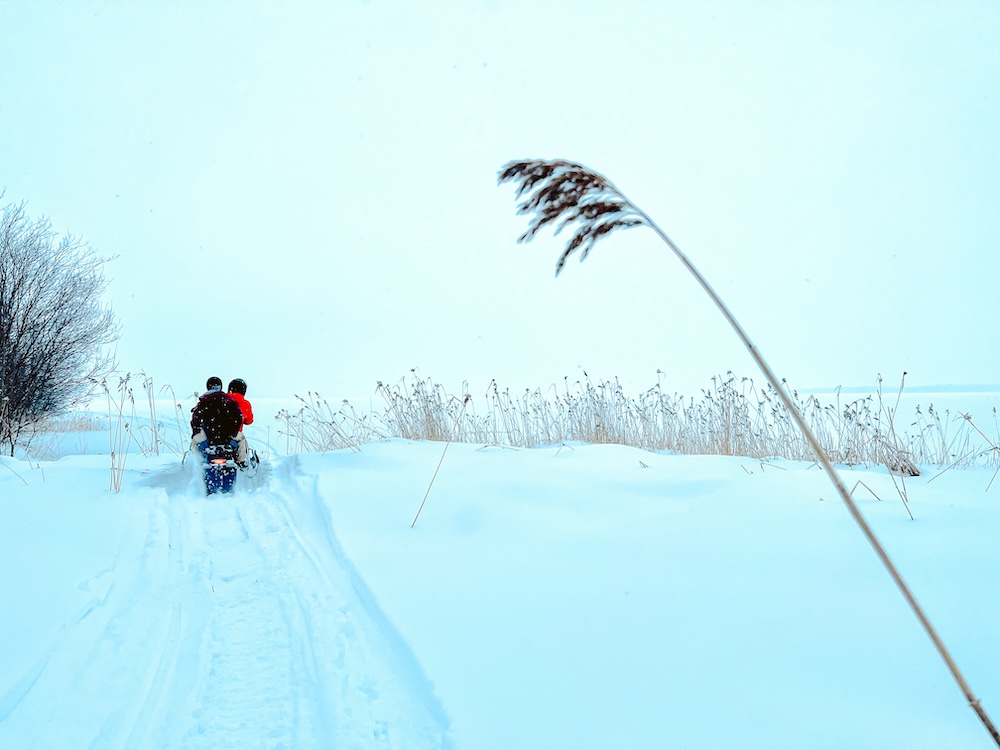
top-left (228, 378), bottom-right (247, 395)
top-left (206, 376), bottom-right (223, 390)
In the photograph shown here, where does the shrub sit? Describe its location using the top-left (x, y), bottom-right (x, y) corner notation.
top-left (0, 200), bottom-right (120, 455)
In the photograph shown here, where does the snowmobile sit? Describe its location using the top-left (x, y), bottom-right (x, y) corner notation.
top-left (202, 442), bottom-right (239, 495)
top-left (200, 442), bottom-right (261, 495)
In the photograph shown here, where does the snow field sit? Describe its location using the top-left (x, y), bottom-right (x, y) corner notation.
top-left (1, 438), bottom-right (998, 749)
top-left (0, 454), bottom-right (451, 749)
top-left (306, 441), bottom-right (1000, 750)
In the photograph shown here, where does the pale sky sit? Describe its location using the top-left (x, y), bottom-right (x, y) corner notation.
top-left (2, 1), bottom-right (998, 400)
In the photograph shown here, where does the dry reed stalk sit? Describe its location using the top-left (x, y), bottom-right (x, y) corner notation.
top-left (0, 456), bottom-right (28, 485)
top-left (160, 382), bottom-right (188, 456)
top-left (143, 374), bottom-right (159, 456)
top-left (411, 394), bottom-right (471, 528)
top-left (499, 157), bottom-right (1000, 746)
top-left (102, 374), bottom-right (135, 492)
top-left (276, 392), bottom-right (364, 453)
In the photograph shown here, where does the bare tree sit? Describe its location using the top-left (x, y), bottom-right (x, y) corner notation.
top-left (0, 200), bottom-right (120, 455)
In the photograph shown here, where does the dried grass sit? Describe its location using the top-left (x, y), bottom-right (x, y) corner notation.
top-left (279, 371), bottom-right (1000, 471)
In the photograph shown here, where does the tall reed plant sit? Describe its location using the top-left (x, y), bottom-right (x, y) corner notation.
top-left (275, 392), bottom-right (377, 453)
top-left (96, 372), bottom-right (181, 491)
top-left (498, 158), bottom-right (999, 745)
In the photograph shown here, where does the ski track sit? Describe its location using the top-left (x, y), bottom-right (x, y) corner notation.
top-left (0, 457), bottom-right (451, 749)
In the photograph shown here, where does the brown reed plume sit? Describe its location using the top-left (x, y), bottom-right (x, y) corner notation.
top-left (499, 157), bottom-right (1000, 746)
top-left (499, 160), bottom-right (645, 274)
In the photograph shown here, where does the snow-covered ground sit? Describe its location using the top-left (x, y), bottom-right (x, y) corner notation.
top-left (2, 413), bottom-right (999, 748)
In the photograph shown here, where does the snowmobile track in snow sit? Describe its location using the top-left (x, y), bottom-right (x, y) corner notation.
top-left (0, 456), bottom-right (451, 749)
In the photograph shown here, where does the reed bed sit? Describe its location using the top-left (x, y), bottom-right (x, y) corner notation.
top-left (280, 372), bottom-right (1000, 472)
top-left (275, 392), bottom-right (392, 454)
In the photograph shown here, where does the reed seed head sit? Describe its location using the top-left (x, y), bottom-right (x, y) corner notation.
top-left (498, 159), bottom-right (646, 275)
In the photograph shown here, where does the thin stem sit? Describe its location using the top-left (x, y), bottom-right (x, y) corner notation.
top-left (626, 198), bottom-right (1000, 745)
top-left (411, 395), bottom-right (471, 528)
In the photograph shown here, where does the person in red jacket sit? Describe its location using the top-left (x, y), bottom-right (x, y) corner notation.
top-left (227, 378), bottom-right (255, 466)
top-left (227, 378), bottom-right (254, 429)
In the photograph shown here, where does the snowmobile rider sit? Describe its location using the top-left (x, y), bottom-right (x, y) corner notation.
top-left (190, 376), bottom-right (244, 460)
top-left (227, 378), bottom-right (254, 466)
top-left (227, 378), bottom-right (254, 429)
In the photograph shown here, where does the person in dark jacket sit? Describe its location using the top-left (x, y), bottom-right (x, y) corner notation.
top-left (190, 376), bottom-right (244, 458)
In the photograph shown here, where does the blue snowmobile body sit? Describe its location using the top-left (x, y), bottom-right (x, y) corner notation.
top-left (202, 442), bottom-right (239, 495)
